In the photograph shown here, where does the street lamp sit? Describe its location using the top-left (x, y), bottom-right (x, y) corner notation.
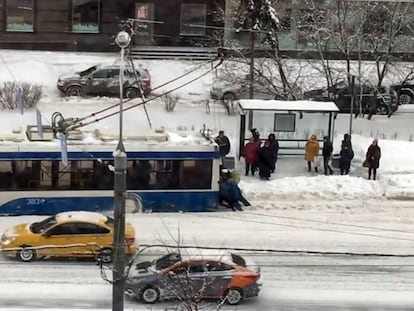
top-left (112, 30), bottom-right (130, 311)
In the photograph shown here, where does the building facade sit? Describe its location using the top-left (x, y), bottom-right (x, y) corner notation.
top-left (0, 0), bottom-right (225, 51)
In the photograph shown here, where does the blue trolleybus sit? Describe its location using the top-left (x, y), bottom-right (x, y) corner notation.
top-left (0, 133), bottom-right (221, 215)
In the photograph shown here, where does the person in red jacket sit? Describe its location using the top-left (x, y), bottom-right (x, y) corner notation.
top-left (242, 137), bottom-right (259, 176)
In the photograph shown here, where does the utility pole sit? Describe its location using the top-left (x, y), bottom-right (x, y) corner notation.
top-left (112, 30), bottom-right (131, 311)
top-left (248, 29), bottom-right (255, 130)
top-left (349, 75), bottom-right (355, 135)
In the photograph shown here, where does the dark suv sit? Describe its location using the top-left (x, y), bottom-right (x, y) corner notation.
top-left (57, 64), bottom-right (151, 98)
top-left (391, 75), bottom-right (414, 105)
top-left (304, 81), bottom-right (398, 115)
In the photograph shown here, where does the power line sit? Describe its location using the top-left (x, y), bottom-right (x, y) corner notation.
top-left (243, 211), bottom-right (414, 235)
top-left (66, 57), bottom-right (223, 131)
top-left (137, 244), bottom-right (414, 258)
top-left (195, 213), bottom-right (414, 243)
top-left (59, 57), bottom-right (220, 133)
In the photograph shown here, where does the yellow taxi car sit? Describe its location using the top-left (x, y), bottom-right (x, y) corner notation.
top-left (0, 211), bottom-right (137, 262)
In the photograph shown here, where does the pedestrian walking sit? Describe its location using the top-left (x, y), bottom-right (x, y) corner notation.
top-left (322, 136), bottom-right (334, 175)
top-left (304, 134), bottom-right (320, 173)
top-left (242, 137), bottom-right (259, 176)
top-left (367, 91), bottom-right (377, 120)
top-left (339, 133), bottom-right (354, 175)
top-left (363, 139), bottom-right (381, 180)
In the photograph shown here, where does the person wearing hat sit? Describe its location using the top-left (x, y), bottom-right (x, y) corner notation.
top-left (364, 139), bottom-right (381, 180)
top-left (215, 130), bottom-right (231, 161)
top-left (304, 134), bottom-right (320, 172)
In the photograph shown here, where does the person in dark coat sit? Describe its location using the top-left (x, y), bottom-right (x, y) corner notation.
top-left (365, 139), bottom-right (381, 180)
top-left (339, 133), bottom-right (354, 175)
top-left (257, 140), bottom-right (273, 180)
top-left (267, 133), bottom-right (279, 173)
top-left (218, 170), bottom-right (243, 211)
top-left (242, 137), bottom-right (259, 176)
top-left (215, 130), bottom-right (231, 161)
top-left (322, 136), bottom-right (334, 175)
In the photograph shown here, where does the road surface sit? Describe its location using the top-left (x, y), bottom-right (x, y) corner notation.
top-left (0, 253), bottom-right (413, 310)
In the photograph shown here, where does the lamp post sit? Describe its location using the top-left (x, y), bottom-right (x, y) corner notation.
top-left (112, 30), bottom-right (130, 311)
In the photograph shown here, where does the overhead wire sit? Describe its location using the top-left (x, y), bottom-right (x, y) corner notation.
top-left (194, 213), bottom-right (414, 243)
top-left (65, 57), bottom-right (223, 131)
top-left (242, 210), bottom-right (414, 235)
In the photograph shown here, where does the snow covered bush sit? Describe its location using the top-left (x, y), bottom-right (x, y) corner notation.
top-left (0, 82), bottom-right (43, 110)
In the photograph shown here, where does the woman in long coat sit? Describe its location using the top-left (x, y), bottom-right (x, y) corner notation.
top-left (365, 139), bottom-right (381, 180)
top-left (304, 134), bottom-right (320, 172)
top-left (339, 133), bottom-right (354, 175)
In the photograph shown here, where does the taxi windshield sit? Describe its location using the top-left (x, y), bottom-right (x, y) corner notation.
top-left (30, 216), bottom-right (57, 233)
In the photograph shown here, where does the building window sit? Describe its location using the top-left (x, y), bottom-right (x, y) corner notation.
top-left (72, 0), bottom-right (100, 33)
top-left (180, 3), bottom-right (206, 36)
top-left (135, 3), bottom-right (154, 37)
top-left (6, 0), bottom-right (34, 32)
top-left (274, 113), bottom-right (296, 132)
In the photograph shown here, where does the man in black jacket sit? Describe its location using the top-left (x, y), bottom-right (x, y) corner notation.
top-left (322, 136), bottom-right (334, 175)
top-left (215, 130), bottom-right (231, 160)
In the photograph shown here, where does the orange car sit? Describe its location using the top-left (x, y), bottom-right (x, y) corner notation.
top-left (125, 252), bottom-right (261, 305)
top-left (0, 211), bottom-right (136, 262)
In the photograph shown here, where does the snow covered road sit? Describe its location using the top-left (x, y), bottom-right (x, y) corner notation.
top-left (0, 254), bottom-right (413, 310)
top-left (1, 201), bottom-right (414, 310)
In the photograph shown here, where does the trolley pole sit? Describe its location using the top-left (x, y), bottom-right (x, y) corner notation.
top-left (112, 30), bottom-right (131, 311)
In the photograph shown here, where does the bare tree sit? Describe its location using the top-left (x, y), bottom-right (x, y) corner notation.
top-left (361, 1), bottom-right (414, 88)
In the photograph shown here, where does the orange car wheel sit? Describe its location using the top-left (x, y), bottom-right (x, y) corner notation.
top-left (225, 288), bottom-right (243, 305)
top-left (17, 245), bottom-right (36, 262)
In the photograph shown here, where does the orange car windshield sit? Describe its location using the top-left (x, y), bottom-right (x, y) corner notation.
top-left (30, 216), bottom-right (57, 233)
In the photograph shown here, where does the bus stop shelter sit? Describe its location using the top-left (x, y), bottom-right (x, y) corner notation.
top-left (238, 99), bottom-right (339, 156)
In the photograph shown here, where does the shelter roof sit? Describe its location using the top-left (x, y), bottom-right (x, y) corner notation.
top-left (238, 100), bottom-right (339, 112)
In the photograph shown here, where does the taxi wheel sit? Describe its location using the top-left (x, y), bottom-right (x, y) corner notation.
top-left (17, 245), bottom-right (36, 262)
top-left (140, 287), bottom-right (160, 304)
top-left (225, 288), bottom-right (243, 305)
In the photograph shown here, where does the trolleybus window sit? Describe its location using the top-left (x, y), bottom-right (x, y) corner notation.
top-left (0, 158), bottom-right (213, 191)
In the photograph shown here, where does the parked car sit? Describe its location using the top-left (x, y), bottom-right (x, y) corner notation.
top-left (0, 211), bottom-right (137, 262)
top-left (304, 80), bottom-right (398, 115)
top-left (57, 64), bottom-right (151, 98)
top-left (390, 76), bottom-right (414, 105)
top-left (125, 252), bottom-right (261, 305)
top-left (210, 74), bottom-right (297, 101)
